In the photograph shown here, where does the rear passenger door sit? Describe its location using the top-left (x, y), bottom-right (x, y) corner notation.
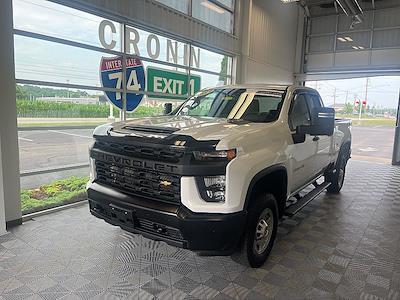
top-left (306, 93), bottom-right (332, 174)
top-left (288, 92), bottom-right (318, 192)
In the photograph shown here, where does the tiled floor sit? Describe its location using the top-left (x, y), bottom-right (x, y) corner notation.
top-left (1, 160), bottom-right (400, 299)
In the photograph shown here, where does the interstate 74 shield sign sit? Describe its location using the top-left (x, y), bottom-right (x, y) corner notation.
top-left (100, 55), bottom-right (145, 111)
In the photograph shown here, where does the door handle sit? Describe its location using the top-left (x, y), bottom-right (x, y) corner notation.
top-left (313, 136), bottom-right (320, 142)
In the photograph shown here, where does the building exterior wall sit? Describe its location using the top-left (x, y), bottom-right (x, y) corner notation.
top-left (56, 0), bottom-right (240, 55)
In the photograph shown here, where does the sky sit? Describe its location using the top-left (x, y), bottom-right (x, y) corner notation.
top-left (306, 77), bottom-right (400, 109)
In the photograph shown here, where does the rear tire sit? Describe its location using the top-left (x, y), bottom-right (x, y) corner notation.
top-left (326, 148), bottom-right (349, 194)
top-left (242, 193), bottom-right (278, 268)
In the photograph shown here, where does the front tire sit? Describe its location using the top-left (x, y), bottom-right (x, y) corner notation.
top-left (242, 193), bottom-right (278, 268)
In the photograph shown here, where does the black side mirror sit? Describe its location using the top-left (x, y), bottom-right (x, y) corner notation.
top-left (298, 107), bottom-right (335, 136)
top-left (164, 103), bottom-right (173, 115)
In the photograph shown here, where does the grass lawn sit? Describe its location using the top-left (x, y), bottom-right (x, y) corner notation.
top-left (349, 118), bottom-right (396, 127)
top-left (336, 115), bottom-right (396, 127)
top-left (21, 176), bottom-right (89, 215)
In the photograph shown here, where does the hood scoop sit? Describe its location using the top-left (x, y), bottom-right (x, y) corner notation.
top-left (122, 125), bottom-right (179, 134)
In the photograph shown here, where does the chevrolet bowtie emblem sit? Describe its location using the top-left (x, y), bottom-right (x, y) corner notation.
top-left (160, 180), bottom-right (172, 187)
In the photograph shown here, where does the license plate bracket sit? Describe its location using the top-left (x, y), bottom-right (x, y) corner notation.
top-left (109, 204), bottom-right (134, 224)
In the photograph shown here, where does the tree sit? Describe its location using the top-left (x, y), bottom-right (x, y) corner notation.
top-left (219, 56), bottom-right (228, 84)
top-left (16, 84), bottom-right (28, 99)
top-left (343, 102), bottom-right (354, 114)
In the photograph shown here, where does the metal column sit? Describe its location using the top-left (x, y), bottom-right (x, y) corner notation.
top-left (392, 90), bottom-right (400, 165)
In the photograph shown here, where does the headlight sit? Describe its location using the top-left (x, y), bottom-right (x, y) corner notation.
top-left (193, 149), bottom-right (236, 161)
top-left (198, 175), bottom-right (226, 202)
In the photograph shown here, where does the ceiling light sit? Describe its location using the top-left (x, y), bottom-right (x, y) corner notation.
top-left (280, 0), bottom-right (299, 2)
top-left (201, 1), bottom-right (225, 14)
top-left (358, 46), bottom-right (365, 49)
top-left (337, 37), bottom-right (346, 42)
top-left (352, 46), bottom-right (360, 50)
top-left (344, 37), bottom-right (353, 42)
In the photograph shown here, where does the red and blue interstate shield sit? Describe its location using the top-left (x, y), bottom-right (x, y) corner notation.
top-left (100, 55), bottom-right (146, 111)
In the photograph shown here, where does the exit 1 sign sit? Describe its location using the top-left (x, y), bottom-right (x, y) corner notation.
top-left (147, 67), bottom-right (201, 99)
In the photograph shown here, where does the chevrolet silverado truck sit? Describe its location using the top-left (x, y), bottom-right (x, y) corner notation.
top-left (87, 85), bottom-right (351, 267)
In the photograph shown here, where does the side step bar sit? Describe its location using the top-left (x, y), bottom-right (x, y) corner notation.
top-left (284, 181), bottom-right (331, 217)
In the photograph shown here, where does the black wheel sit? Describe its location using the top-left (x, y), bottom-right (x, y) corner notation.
top-left (326, 150), bottom-right (348, 194)
top-left (242, 193), bottom-right (278, 268)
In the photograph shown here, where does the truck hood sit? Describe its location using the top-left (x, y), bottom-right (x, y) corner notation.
top-left (106, 116), bottom-right (269, 141)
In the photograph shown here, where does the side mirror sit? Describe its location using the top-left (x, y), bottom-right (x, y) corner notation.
top-left (298, 107), bottom-right (335, 136)
top-left (164, 103), bottom-right (173, 115)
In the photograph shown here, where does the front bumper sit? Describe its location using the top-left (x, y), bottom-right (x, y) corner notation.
top-left (87, 182), bottom-right (247, 254)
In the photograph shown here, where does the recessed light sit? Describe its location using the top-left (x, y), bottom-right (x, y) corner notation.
top-left (344, 37), bottom-right (353, 42)
top-left (337, 37), bottom-right (347, 42)
top-left (352, 46), bottom-right (359, 50)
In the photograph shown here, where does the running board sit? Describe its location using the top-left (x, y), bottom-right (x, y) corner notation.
top-left (284, 181), bottom-right (331, 217)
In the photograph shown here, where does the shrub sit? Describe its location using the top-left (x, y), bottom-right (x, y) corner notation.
top-left (21, 176), bottom-right (89, 215)
top-left (17, 99), bottom-right (163, 118)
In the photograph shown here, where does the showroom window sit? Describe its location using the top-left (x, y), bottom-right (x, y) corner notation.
top-left (156, 0), bottom-right (235, 33)
top-left (12, 0), bottom-right (234, 215)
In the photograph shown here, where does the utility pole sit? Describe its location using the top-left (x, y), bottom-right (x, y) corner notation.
top-left (360, 77), bottom-right (369, 120)
top-left (66, 79), bottom-right (70, 98)
top-left (333, 87), bottom-right (336, 110)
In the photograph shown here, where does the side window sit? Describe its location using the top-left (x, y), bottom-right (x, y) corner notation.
top-left (306, 93), bottom-right (322, 113)
top-left (289, 94), bottom-right (311, 130)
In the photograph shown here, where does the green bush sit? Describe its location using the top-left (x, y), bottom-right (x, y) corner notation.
top-left (17, 99), bottom-right (163, 118)
top-left (21, 176), bottom-right (89, 215)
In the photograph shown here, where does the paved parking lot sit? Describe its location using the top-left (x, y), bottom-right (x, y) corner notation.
top-left (351, 126), bottom-right (394, 164)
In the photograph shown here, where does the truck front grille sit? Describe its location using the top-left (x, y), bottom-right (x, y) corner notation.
top-left (95, 160), bottom-right (181, 203)
top-left (95, 140), bottom-right (185, 163)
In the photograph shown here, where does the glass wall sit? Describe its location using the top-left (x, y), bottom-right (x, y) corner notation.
top-left (156, 0), bottom-right (235, 33)
top-left (13, 0), bottom-right (234, 215)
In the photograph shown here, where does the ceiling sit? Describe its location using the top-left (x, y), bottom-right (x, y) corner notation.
top-left (302, 0), bottom-right (400, 17)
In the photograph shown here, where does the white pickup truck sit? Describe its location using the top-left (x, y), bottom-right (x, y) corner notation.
top-left (87, 85), bottom-right (351, 267)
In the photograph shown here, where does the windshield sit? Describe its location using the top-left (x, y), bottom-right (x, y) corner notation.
top-left (175, 88), bottom-right (285, 122)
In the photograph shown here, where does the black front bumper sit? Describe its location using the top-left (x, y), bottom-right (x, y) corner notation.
top-left (87, 182), bottom-right (247, 254)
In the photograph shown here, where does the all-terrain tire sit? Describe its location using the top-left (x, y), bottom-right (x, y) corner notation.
top-left (242, 193), bottom-right (278, 268)
top-left (326, 146), bottom-right (350, 193)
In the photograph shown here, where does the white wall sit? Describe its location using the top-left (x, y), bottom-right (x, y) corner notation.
top-left (0, 136), bottom-right (6, 235)
top-left (238, 0), bottom-right (301, 85)
top-left (0, 0), bottom-right (22, 225)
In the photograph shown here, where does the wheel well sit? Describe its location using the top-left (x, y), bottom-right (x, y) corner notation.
top-left (339, 141), bottom-right (352, 162)
top-left (245, 168), bottom-right (288, 218)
